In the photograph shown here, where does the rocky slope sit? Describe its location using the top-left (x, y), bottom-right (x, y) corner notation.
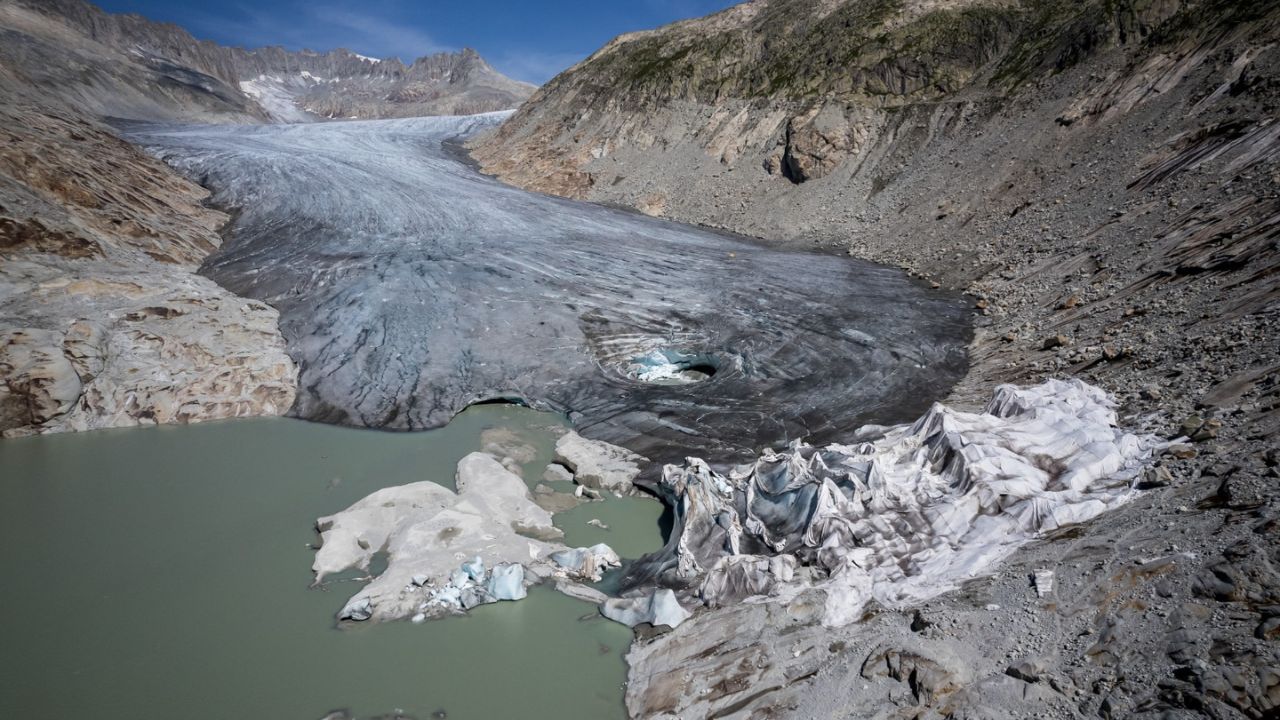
top-left (472, 0), bottom-right (1280, 717)
top-left (0, 0), bottom-right (533, 124)
top-left (0, 80), bottom-right (297, 437)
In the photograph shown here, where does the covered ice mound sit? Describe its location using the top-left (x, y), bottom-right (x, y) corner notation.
top-left (643, 379), bottom-right (1163, 627)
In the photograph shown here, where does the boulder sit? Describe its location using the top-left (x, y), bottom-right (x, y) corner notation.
top-left (542, 462), bottom-right (574, 484)
top-left (781, 103), bottom-right (871, 183)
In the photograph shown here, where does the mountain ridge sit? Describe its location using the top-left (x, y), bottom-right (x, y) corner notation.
top-left (0, 0), bottom-right (535, 123)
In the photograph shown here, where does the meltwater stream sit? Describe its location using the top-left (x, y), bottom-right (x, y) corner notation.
top-left (122, 113), bottom-right (971, 465)
top-left (0, 405), bottom-right (662, 719)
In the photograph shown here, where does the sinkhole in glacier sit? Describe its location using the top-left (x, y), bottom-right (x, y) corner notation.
top-left (625, 349), bottom-right (721, 385)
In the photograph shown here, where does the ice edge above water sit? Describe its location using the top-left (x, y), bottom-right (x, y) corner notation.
top-left (313, 379), bottom-right (1161, 630)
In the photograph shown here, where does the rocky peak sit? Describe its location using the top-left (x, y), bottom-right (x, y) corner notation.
top-left (0, 0), bottom-right (535, 122)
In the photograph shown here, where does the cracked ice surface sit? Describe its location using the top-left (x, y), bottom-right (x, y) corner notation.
top-left (124, 114), bottom-right (969, 462)
top-left (631, 380), bottom-right (1163, 626)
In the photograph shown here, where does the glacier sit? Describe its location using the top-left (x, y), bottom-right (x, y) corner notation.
top-left (123, 113), bottom-right (970, 464)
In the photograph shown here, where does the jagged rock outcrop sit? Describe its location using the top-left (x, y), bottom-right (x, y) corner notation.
top-left (0, 94), bottom-right (297, 436)
top-left (471, 0), bottom-right (1039, 195)
top-left (0, 0), bottom-right (534, 124)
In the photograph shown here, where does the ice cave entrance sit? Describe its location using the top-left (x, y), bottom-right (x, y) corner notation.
top-left (626, 349), bottom-right (719, 385)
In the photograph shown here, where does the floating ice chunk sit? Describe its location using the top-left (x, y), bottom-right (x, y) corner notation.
top-left (449, 568), bottom-right (471, 589)
top-left (602, 589), bottom-right (691, 628)
top-left (488, 563), bottom-right (527, 601)
top-left (311, 452), bottom-right (559, 622)
top-left (459, 584), bottom-right (493, 609)
top-left (339, 597), bottom-right (373, 622)
top-left (554, 432), bottom-right (646, 495)
top-left (430, 585), bottom-right (462, 609)
top-left (550, 543), bottom-right (620, 581)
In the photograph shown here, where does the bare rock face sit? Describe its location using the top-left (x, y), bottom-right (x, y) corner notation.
top-left (0, 260), bottom-right (297, 437)
top-left (0, 329), bottom-right (80, 428)
top-left (0, 98), bottom-right (297, 436)
top-left (471, 0), bottom-right (1028, 196)
top-left (779, 103), bottom-right (873, 183)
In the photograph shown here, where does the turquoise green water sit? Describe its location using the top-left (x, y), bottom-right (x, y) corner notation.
top-left (0, 406), bottom-right (664, 720)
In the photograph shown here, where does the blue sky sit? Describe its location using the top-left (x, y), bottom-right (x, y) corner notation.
top-left (94, 0), bottom-right (739, 84)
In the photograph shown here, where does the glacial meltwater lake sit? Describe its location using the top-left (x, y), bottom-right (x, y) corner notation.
top-left (0, 405), bottom-right (663, 719)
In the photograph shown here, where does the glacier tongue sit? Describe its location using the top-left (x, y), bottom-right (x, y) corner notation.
top-left (122, 114), bottom-right (971, 466)
top-left (631, 379), bottom-right (1162, 627)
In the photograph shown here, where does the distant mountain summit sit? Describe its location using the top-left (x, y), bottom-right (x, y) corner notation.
top-left (0, 0), bottom-right (535, 123)
top-left (234, 47), bottom-right (535, 122)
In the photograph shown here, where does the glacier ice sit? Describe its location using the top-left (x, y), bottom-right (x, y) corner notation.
top-left (549, 543), bottom-right (622, 582)
top-left (619, 379), bottom-right (1162, 627)
top-left (602, 589), bottom-right (692, 629)
top-left (313, 451), bottom-right (563, 622)
top-left (122, 114), bottom-right (971, 465)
